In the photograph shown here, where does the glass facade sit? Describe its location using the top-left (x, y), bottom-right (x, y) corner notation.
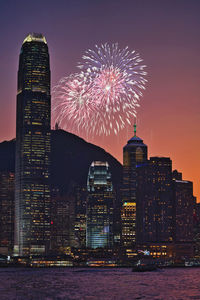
top-left (15, 33), bottom-right (51, 256)
top-left (86, 161), bottom-right (114, 249)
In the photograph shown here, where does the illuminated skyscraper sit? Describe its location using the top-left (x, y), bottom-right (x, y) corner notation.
top-left (121, 124), bottom-right (147, 246)
top-left (86, 161), bottom-right (114, 248)
top-left (15, 33), bottom-right (51, 256)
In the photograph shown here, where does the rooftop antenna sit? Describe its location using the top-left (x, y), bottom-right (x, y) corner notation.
top-left (134, 117), bottom-right (137, 137)
top-left (55, 121), bottom-right (60, 130)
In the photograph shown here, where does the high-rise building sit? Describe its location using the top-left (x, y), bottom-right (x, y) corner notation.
top-left (194, 201), bottom-right (200, 257)
top-left (0, 172), bottom-right (15, 255)
top-left (149, 157), bottom-right (173, 242)
top-left (137, 157), bottom-right (173, 244)
top-left (86, 161), bottom-right (114, 248)
top-left (121, 125), bottom-right (147, 246)
top-left (136, 161), bottom-right (150, 244)
top-left (51, 190), bottom-right (75, 253)
top-left (15, 33), bottom-right (51, 256)
top-left (74, 185), bottom-right (87, 248)
top-left (173, 179), bottom-right (194, 242)
top-left (171, 178), bottom-right (194, 259)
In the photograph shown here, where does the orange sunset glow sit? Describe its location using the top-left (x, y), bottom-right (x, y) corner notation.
top-left (0, 0), bottom-right (199, 200)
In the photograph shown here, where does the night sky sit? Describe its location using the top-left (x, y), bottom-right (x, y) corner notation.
top-left (0, 0), bottom-right (199, 200)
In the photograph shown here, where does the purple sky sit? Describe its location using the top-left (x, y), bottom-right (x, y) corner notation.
top-left (0, 0), bottom-right (200, 199)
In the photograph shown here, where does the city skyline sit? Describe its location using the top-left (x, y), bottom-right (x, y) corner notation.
top-left (0, 0), bottom-right (199, 200)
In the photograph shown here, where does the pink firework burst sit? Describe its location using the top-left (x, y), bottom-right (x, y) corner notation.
top-left (52, 74), bottom-right (96, 135)
top-left (78, 43), bottom-right (147, 111)
top-left (53, 43), bottom-right (147, 136)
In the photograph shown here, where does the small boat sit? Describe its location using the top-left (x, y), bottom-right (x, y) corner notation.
top-left (132, 260), bottom-right (157, 272)
top-left (132, 264), bottom-right (157, 272)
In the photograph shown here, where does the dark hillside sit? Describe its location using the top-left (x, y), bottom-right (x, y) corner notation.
top-left (0, 130), bottom-right (122, 193)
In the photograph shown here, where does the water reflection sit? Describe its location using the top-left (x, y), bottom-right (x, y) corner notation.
top-left (0, 267), bottom-right (200, 299)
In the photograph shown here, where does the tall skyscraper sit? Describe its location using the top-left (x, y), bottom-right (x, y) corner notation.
top-left (86, 161), bottom-right (114, 248)
top-left (149, 157), bottom-right (173, 242)
top-left (15, 33), bottom-right (51, 256)
top-left (137, 157), bottom-right (173, 244)
top-left (172, 179), bottom-right (194, 242)
top-left (121, 124), bottom-right (147, 246)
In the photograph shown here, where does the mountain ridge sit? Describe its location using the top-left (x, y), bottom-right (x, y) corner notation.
top-left (0, 129), bottom-right (122, 193)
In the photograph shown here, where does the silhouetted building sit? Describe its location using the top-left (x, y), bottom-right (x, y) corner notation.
top-left (149, 157), bottom-right (173, 242)
top-left (0, 172), bottom-right (15, 255)
top-left (137, 157), bottom-right (173, 244)
top-left (136, 161), bottom-right (150, 244)
top-left (51, 184), bottom-right (87, 252)
top-left (194, 201), bottom-right (200, 257)
top-left (173, 179), bottom-right (194, 242)
top-left (51, 188), bottom-right (75, 253)
top-left (15, 33), bottom-right (51, 256)
top-left (74, 186), bottom-right (87, 248)
top-left (122, 124), bottom-right (147, 246)
top-left (172, 170), bottom-right (182, 181)
top-left (86, 161), bottom-right (114, 248)
top-left (136, 160), bottom-right (195, 259)
top-left (171, 179), bottom-right (194, 259)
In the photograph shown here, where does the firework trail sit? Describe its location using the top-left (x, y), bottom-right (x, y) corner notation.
top-left (52, 43), bottom-right (147, 136)
top-left (52, 73), bottom-right (95, 134)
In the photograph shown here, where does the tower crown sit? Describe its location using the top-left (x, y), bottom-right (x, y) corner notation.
top-left (23, 33), bottom-right (47, 44)
top-left (127, 135), bottom-right (144, 145)
top-left (125, 121), bottom-right (146, 147)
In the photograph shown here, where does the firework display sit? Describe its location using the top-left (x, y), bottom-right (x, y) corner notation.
top-left (52, 73), bottom-right (95, 133)
top-left (52, 43), bottom-right (147, 136)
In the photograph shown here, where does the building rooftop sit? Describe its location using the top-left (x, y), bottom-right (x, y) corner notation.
top-left (175, 180), bottom-right (191, 184)
top-left (128, 135), bottom-right (143, 143)
top-left (23, 33), bottom-right (47, 44)
top-left (125, 122), bottom-right (147, 147)
top-left (91, 161), bottom-right (109, 167)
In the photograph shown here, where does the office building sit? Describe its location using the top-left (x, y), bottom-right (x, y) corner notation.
top-left (173, 179), bottom-right (194, 242)
top-left (51, 190), bottom-right (75, 253)
top-left (74, 185), bottom-right (87, 248)
top-left (121, 124), bottom-right (147, 246)
top-left (15, 33), bottom-right (51, 256)
top-left (137, 157), bottom-right (173, 244)
top-left (86, 161), bottom-right (114, 248)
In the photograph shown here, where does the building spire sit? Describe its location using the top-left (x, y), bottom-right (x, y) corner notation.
top-left (134, 118), bottom-right (137, 137)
